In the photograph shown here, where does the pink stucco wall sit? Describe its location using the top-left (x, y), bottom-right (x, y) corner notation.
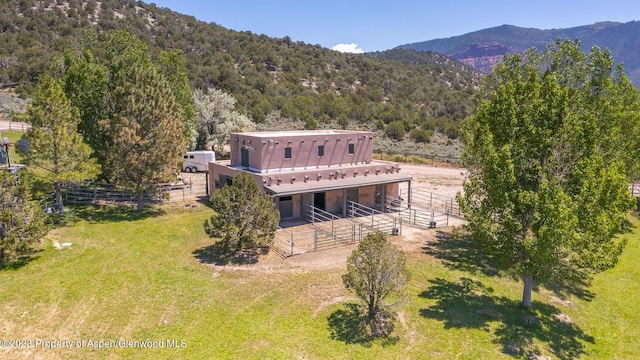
top-left (229, 130), bottom-right (373, 172)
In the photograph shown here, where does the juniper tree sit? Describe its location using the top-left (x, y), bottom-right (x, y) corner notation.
top-left (342, 232), bottom-right (410, 337)
top-left (204, 172), bottom-right (279, 252)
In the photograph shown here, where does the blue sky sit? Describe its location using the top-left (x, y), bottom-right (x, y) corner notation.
top-left (150, 0), bottom-right (639, 53)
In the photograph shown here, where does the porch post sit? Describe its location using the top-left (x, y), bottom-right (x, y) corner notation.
top-left (342, 188), bottom-right (347, 217)
top-left (407, 180), bottom-right (412, 209)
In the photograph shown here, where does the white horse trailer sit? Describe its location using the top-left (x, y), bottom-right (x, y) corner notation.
top-left (182, 151), bottom-right (215, 173)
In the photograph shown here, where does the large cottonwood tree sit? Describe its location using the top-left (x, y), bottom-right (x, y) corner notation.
top-left (459, 40), bottom-right (640, 308)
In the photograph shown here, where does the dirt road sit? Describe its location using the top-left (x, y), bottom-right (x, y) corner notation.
top-left (399, 163), bottom-right (466, 198)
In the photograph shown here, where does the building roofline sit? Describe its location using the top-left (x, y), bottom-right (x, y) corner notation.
top-left (233, 130), bottom-right (372, 138)
top-left (264, 173), bottom-right (412, 196)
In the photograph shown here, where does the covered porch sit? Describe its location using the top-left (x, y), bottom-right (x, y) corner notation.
top-left (265, 173), bottom-right (412, 221)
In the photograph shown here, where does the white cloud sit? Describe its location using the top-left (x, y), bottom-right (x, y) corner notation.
top-left (332, 43), bottom-right (364, 54)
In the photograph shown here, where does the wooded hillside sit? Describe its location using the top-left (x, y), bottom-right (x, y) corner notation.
top-left (0, 0), bottom-right (479, 150)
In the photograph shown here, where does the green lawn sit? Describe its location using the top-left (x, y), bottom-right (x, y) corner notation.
top-left (1, 130), bottom-right (24, 164)
top-left (0, 203), bottom-right (638, 359)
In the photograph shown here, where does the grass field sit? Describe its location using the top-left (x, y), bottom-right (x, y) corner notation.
top-left (0, 203), bottom-right (638, 359)
top-left (1, 130), bottom-right (24, 164)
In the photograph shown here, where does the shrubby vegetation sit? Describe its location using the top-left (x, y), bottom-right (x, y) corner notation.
top-left (0, 0), bottom-right (478, 145)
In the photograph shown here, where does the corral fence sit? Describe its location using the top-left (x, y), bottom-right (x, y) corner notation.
top-left (398, 207), bottom-right (450, 228)
top-left (347, 201), bottom-right (401, 236)
top-left (65, 182), bottom-right (162, 205)
top-left (387, 189), bottom-right (458, 229)
top-left (271, 202), bottom-right (402, 258)
top-left (64, 180), bottom-right (208, 206)
top-left (399, 188), bottom-right (462, 218)
top-left (0, 121), bottom-right (31, 132)
top-left (374, 150), bottom-right (461, 165)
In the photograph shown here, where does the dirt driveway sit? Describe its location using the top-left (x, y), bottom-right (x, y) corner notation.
top-left (400, 163), bottom-right (466, 198)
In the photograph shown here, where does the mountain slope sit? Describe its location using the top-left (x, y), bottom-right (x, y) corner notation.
top-left (0, 0), bottom-right (479, 150)
top-left (363, 48), bottom-right (483, 77)
top-left (397, 21), bottom-right (640, 85)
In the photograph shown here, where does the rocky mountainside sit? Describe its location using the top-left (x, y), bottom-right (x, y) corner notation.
top-left (397, 21), bottom-right (640, 85)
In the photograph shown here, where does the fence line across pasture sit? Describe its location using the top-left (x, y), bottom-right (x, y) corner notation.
top-left (0, 121), bottom-right (31, 132)
top-left (64, 180), bottom-right (208, 206)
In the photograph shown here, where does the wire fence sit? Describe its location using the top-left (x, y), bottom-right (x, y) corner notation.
top-left (374, 150), bottom-right (462, 165)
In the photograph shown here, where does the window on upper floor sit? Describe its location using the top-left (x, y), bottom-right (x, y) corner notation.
top-left (318, 145), bottom-right (325, 157)
top-left (348, 143), bottom-right (355, 155)
top-left (285, 147), bottom-right (292, 159)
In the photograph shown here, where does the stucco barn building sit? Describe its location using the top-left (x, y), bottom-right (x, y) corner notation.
top-left (208, 130), bottom-right (412, 220)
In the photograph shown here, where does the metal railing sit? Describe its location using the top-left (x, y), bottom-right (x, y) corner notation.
top-left (347, 201), bottom-right (401, 236)
top-left (399, 188), bottom-right (462, 217)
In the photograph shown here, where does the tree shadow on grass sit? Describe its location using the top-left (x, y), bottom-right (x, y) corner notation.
top-left (0, 250), bottom-right (42, 271)
top-left (72, 204), bottom-right (165, 223)
top-left (327, 303), bottom-right (372, 346)
top-left (327, 303), bottom-right (400, 348)
top-left (422, 230), bottom-right (502, 277)
top-left (419, 277), bottom-right (594, 359)
top-left (540, 278), bottom-right (596, 303)
top-left (192, 241), bottom-right (267, 266)
top-left (423, 229), bottom-right (596, 302)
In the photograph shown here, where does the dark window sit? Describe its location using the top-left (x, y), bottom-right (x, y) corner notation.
top-left (285, 147), bottom-right (292, 159)
top-left (241, 147), bottom-right (249, 167)
top-left (189, 155), bottom-right (194, 159)
top-left (318, 145), bottom-right (324, 157)
top-left (348, 143), bottom-right (355, 155)
top-left (183, 155), bottom-right (188, 159)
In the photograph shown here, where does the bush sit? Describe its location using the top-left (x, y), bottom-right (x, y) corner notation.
top-left (409, 128), bottom-right (432, 143)
top-left (384, 121), bottom-right (406, 140)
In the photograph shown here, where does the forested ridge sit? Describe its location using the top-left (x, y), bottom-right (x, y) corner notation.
top-left (0, 0), bottom-right (479, 150)
top-left (398, 21), bottom-right (640, 85)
